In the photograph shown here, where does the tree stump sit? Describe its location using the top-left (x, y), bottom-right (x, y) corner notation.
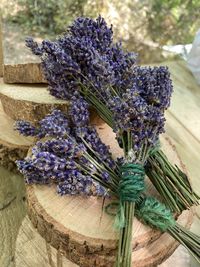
top-left (0, 12), bottom-right (3, 77)
top-left (15, 124), bottom-right (193, 266)
top-left (15, 215), bottom-right (191, 267)
top-left (3, 63), bottom-right (46, 84)
top-left (0, 102), bottom-right (33, 171)
top-left (2, 24), bottom-right (46, 84)
top-left (15, 216), bottom-right (78, 267)
top-left (0, 82), bottom-right (68, 124)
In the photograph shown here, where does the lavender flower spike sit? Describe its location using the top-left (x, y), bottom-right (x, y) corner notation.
top-left (14, 120), bottom-right (39, 136)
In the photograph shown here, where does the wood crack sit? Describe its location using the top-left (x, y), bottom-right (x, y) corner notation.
top-left (0, 195), bottom-right (16, 211)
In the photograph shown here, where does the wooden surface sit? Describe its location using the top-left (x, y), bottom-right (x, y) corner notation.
top-left (0, 80), bottom-right (105, 126)
top-left (0, 102), bottom-right (33, 171)
top-left (0, 81), bottom-right (68, 123)
top-left (2, 24), bottom-right (45, 83)
top-left (15, 216), bottom-right (78, 267)
top-left (0, 12), bottom-right (3, 77)
top-left (0, 167), bottom-right (26, 267)
top-left (3, 63), bottom-right (46, 84)
top-left (15, 215), bottom-right (191, 267)
top-left (163, 61), bottom-right (200, 194)
top-left (25, 123), bottom-right (192, 267)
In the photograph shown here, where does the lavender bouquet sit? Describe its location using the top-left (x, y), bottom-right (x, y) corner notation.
top-left (16, 106), bottom-right (200, 265)
top-left (25, 16), bottom-right (199, 214)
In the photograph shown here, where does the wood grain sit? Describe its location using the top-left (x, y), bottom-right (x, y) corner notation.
top-left (3, 63), bottom-right (46, 84)
top-left (0, 12), bottom-right (3, 77)
top-left (25, 123), bottom-right (193, 267)
top-left (15, 213), bottom-right (192, 267)
top-left (0, 81), bottom-right (68, 124)
top-left (164, 60), bottom-right (200, 144)
top-left (0, 102), bottom-right (33, 171)
top-left (2, 27), bottom-right (45, 84)
top-left (0, 167), bottom-right (26, 267)
top-left (15, 216), bottom-right (78, 267)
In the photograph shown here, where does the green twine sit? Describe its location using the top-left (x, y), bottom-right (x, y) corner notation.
top-left (113, 163), bottom-right (145, 229)
top-left (119, 164), bottom-right (145, 202)
top-left (135, 196), bottom-right (176, 232)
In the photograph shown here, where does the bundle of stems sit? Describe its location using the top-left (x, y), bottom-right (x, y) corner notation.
top-left (16, 109), bottom-right (200, 265)
top-left (146, 149), bottom-right (199, 212)
top-left (135, 195), bottom-right (200, 264)
top-left (80, 92), bottom-right (199, 213)
top-left (114, 133), bottom-right (148, 266)
top-left (24, 17), bottom-right (199, 267)
top-left (25, 16), bottom-right (200, 213)
top-left (168, 223), bottom-right (200, 262)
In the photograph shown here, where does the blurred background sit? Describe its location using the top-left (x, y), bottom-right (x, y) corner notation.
top-left (1, 0), bottom-right (200, 63)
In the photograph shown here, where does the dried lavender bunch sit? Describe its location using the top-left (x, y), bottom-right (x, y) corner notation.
top-left (24, 15), bottom-right (199, 266)
top-left (26, 31), bottom-right (163, 266)
top-left (16, 99), bottom-right (119, 197)
top-left (16, 101), bottom-right (145, 267)
top-left (17, 137), bottom-right (111, 196)
top-left (14, 109), bottom-right (70, 138)
top-left (135, 196), bottom-right (200, 263)
top-left (14, 121), bottom-right (39, 136)
top-left (25, 16), bottom-right (199, 213)
top-left (16, 109), bottom-right (200, 264)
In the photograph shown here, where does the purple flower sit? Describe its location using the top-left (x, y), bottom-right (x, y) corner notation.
top-left (26, 21), bottom-right (115, 101)
top-left (69, 15), bottom-right (113, 53)
top-left (25, 37), bottom-right (43, 56)
top-left (14, 121), bottom-right (39, 136)
top-left (32, 152), bottom-right (67, 171)
top-left (133, 66), bottom-right (173, 110)
top-left (69, 96), bottom-right (90, 127)
top-left (93, 181), bottom-right (108, 196)
top-left (102, 171), bottom-right (110, 182)
top-left (15, 109), bottom-right (71, 139)
top-left (16, 159), bottom-right (50, 184)
top-left (106, 42), bottom-right (137, 92)
top-left (32, 138), bottom-right (75, 157)
top-left (39, 109), bottom-right (70, 137)
top-left (57, 170), bottom-right (93, 195)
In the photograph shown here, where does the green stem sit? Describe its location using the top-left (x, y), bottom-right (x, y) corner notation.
top-left (168, 225), bottom-right (200, 263)
top-left (80, 136), bottom-right (120, 178)
top-left (116, 202), bottom-right (134, 267)
top-left (146, 150), bottom-right (199, 212)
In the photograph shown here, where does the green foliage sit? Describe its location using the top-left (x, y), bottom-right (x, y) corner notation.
top-left (9, 0), bottom-right (87, 34)
top-left (4, 0), bottom-right (200, 49)
top-left (147, 0), bottom-right (200, 45)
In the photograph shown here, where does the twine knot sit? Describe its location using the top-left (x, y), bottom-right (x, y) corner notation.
top-left (112, 163), bottom-right (145, 229)
top-left (119, 163), bottom-right (145, 202)
top-left (136, 197), bottom-right (176, 232)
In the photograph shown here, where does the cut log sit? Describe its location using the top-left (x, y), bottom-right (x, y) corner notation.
top-left (160, 60), bottom-right (200, 144)
top-left (25, 123), bottom-right (193, 267)
top-left (15, 216), bottom-right (78, 267)
top-left (0, 166), bottom-right (27, 267)
top-left (0, 80), bottom-right (103, 125)
top-left (3, 31), bottom-right (46, 83)
top-left (0, 102), bottom-right (33, 171)
top-left (15, 216), bottom-right (191, 267)
top-left (0, 81), bottom-right (68, 124)
top-left (3, 63), bottom-right (46, 84)
top-left (0, 13), bottom-right (3, 77)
